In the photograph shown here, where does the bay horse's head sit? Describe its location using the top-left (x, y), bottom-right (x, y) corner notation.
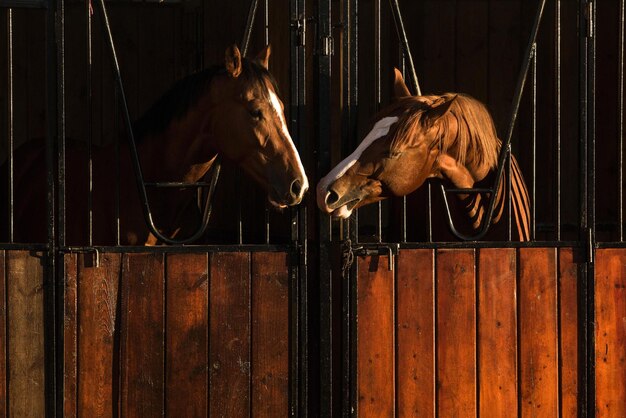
top-left (208, 45), bottom-right (308, 208)
top-left (317, 69), bottom-right (500, 218)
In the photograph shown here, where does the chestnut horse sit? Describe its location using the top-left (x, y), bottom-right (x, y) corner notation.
top-left (317, 69), bottom-right (530, 241)
top-left (1, 45), bottom-right (308, 245)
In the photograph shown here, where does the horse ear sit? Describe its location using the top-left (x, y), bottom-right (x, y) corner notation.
top-left (393, 68), bottom-right (412, 98)
top-left (424, 95), bottom-right (457, 124)
top-left (225, 44), bottom-right (242, 78)
top-left (256, 45), bottom-right (271, 69)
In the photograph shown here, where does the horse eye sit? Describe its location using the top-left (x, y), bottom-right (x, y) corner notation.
top-left (250, 108), bottom-right (263, 120)
top-left (387, 150), bottom-right (403, 159)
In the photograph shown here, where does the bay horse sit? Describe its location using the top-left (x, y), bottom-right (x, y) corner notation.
top-left (1, 45), bottom-right (308, 245)
top-left (317, 69), bottom-right (530, 241)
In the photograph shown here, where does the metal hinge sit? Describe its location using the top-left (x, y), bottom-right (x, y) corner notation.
top-left (291, 15), bottom-right (307, 47)
top-left (319, 36), bottom-right (334, 56)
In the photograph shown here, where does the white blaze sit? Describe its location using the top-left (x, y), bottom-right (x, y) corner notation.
top-left (268, 90), bottom-right (309, 197)
top-left (316, 116), bottom-right (399, 209)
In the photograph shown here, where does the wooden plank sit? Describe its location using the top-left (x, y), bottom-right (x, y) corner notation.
top-left (436, 249), bottom-right (476, 417)
top-left (477, 248), bottom-right (517, 418)
top-left (0, 251), bottom-right (5, 416)
top-left (166, 252), bottom-right (209, 417)
top-left (396, 249), bottom-right (435, 418)
top-left (64, 253), bottom-right (78, 418)
top-left (121, 253), bottom-right (164, 417)
top-left (595, 249), bottom-right (626, 417)
top-left (559, 248), bottom-right (578, 417)
top-left (251, 252), bottom-right (289, 418)
top-left (519, 248), bottom-right (558, 416)
top-left (357, 255), bottom-right (395, 417)
top-left (7, 250), bottom-right (45, 417)
top-left (77, 253), bottom-right (121, 417)
top-left (209, 252), bottom-right (251, 418)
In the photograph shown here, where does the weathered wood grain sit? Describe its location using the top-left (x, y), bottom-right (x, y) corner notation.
top-left (436, 249), bottom-right (476, 417)
top-left (357, 255), bottom-right (395, 418)
top-left (77, 253), bottom-right (121, 417)
top-left (121, 253), bottom-right (164, 417)
top-left (396, 249), bottom-right (435, 418)
top-left (7, 250), bottom-right (45, 417)
top-left (595, 248), bottom-right (626, 417)
top-left (209, 252), bottom-right (251, 418)
top-left (559, 248), bottom-right (579, 417)
top-left (0, 250), bottom-right (6, 416)
top-left (478, 248), bottom-right (517, 418)
top-left (64, 253), bottom-right (78, 418)
top-left (519, 248), bottom-right (558, 416)
top-left (251, 252), bottom-right (289, 418)
top-left (166, 252), bottom-right (209, 417)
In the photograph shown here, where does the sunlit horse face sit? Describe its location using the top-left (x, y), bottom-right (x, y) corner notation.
top-left (209, 45), bottom-right (308, 208)
top-left (317, 69), bottom-right (459, 218)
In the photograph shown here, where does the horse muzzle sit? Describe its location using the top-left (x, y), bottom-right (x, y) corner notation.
top-left (270, 176), bottom-right (309, 208)
top-left (316, 181), bottom-right (365, 219)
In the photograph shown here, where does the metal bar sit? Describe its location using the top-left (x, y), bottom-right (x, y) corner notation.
top-left (87, 0), bottom-right (93, 246)
top-left (375, 0), bottom-right (382, 243)
top-left (7, 10), bottom-right (13, 243)
top-left (264, 0), bottom-right (271, 246)
top-left (387, 0), bottom-right (421, 95)
top-left (241, 0), bottom-right (259, 56)
top-left (532, 43), bottom-right (537, 240)
top-left (556, 0), bottom-right (562, 241)
top-left (317, 0), bottom-right (333, 413)
top-left (617, 0), bottom-right (625, 242)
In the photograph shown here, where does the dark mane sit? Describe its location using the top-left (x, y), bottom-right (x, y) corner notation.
top-left (132, 58), bottom-right (279, 141)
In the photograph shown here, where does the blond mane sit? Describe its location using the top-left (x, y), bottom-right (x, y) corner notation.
top-left (390, 93), bottom-right (501, 172)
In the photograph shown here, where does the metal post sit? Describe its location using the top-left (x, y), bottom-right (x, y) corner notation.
top-left (7, 10), bottom-right (13, 243)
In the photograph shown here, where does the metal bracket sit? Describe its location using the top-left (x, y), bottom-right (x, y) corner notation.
top-left (353, 243), bottom-right (399, 271)
top-left (291, 15), bottom-right (307, 47)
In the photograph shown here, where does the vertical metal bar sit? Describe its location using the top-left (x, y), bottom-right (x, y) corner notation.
top-left (556, 0), bottom-right (562, 241)
top-left (7, 10), bottom-right (14, 243)
top-left (375, 0), bottom-right (382, 243)
top-left (427, 183), bottom-right (432, 242)
top-left (241, 0), bottom-right (259, 56)
top-left (399, 56), bottom-right (407, 242)
top-left (617, 0), bottom-right (625, 242)
top-left (46, 0), bottom-right (65, 412)
top-left (114, 88), bottom-right (121, 246)
top-left (87, 0), bottom-right (93, 246)
top-left (532, 43), bottom-right (537, 240)
top-left (388, 0), bottom-right (421, 95)
top-left (318, 0), bottom-right (333, 414)
top-left (264, 0), bottom-right (270, 246)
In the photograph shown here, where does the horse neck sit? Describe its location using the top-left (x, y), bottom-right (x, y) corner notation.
top-left (137, 103), bottom-right (218, 183)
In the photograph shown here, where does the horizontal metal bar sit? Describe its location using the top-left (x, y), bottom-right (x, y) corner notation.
top-left (60, 244), bottom-right (293, 253)
top-left (0, 0), bottom-right (47, 8)
top-left (444, 188), bottom-right (494, 194)
top-left (352, 241), bottom-right (581, 250)
top-left (0, 243), bottom-right (48, 250)
top-left (144, 182), bottom-right (212, 188)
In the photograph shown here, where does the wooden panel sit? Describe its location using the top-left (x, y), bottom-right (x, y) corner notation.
top-left (64, 253), bottom-right (78, 418)
top-left (357, 255), bottom-right (394, 418)
top-left (251, 252), bottom-right (289, 418)
top-left (0, 251), bottom-right (5, 416)
top-left (7, 250), bottom-right (45, 417)
top-left (77, 253), bottom-right (121, 417)
top-left (436, 249), bottom-right (476, 417)
top-left (595, 249), bottom-right (626, 417)
top-left (396, 249), bottom-right (435, 418)
top-left (121, 253), bottom-right (164, 417)
top-left (559, 248), bottom-right (578, 417)
top-left (209, 252), bottom-right (251, 417)
top-left (478, 248), bottom-right (517, 418)
top-left (166, 253), bottom-right (209, 417)
top-left (519, 248), bottom-right (558, 416)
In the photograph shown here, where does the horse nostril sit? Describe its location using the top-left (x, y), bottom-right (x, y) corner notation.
top-left (290, 179), bottom-right (303, 198)
top-left (325, 190), bottom-right (339, 206)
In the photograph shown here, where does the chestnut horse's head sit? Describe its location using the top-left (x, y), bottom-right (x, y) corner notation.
top-left (317, 69), bottom-right (500, 218)
top-left (208, 45), bottom-right (308, 208)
